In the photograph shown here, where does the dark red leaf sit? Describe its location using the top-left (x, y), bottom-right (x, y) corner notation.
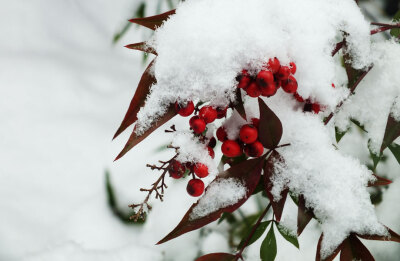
top-left (263, 151), bottom-right (288, 222)
top-left (157, 156), bottom-right (265, 244)
top-left (114, 105), bottom-right (176, 161)
top-left (297, 195), bottom-right (314, 236)
top-left (380, 115), bottom-right (400, 152)
top-left (367, 174), bottom-right (392, 187)
top-left (234, 89), bottom-right (247, 120)
top-left (125, 42), bottom-right (157, 55)
top-left (340, 235), bottom-right (375, 261)
top-left (195, 253), bottom-right (236, 261)
top-left (316, 234), bottom-right (342, 261)
top-left (357, 226), bottom-right (400, 243)
top-left (258, 98), bottom-right (283, 149)
top-left (113, 59), bottom-right (157, 140)
top-left (129, 9), bottom-right (176, 30)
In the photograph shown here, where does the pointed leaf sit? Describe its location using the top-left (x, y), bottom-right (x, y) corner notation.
top-left (260, 224), bottom-right (277, 261)
top-left (297, 195), bottom-right (314, 236)
top-left (316, 234), bottom-right (342, 261)
top-left (129, 9), bottom-right (176, 30)
top-left (340, 235), bottom-right (374, 261)
top-left (113, 59), bottom-right (157, 139)
top-left (380, 115), bottom-right (400, 152)
top-left (115, 105), bottom-right (176, 160)
top-left (258, 98), bottom-right (283, 149)
top-left (238, 221), bottom-right (271, 249)
top-left (234, 88), bottom-right (246, 120)
top-left (335, 126), bottom-right (347, 143)
top-left (368, 174), bottom-right (392, 187)
top-left (369, 142), bottom-right (382, 171)
top-left (390, 10), bottom-right (400, 38)
top-left (195, 253), bottom-right (236, 261)
top-left (157, 156), bottom-right (265, 244)
top-left (263, 151), bottom-right (288, 222)
top-left (125, 42), bottom-right (157, 55)
top-left (388, 142), bottom-right (400, 165)
top-left (276, 223), bottom-right (299, 249)
top-left (357, 227), bottom-right (400, 243)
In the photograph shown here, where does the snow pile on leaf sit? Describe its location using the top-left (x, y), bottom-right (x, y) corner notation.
top-left (190, 178), bottom-right (247, 220)
top-left (335, 40), bottom-right (400, 153)
top-left (135, 0), bottom-right (371, 134)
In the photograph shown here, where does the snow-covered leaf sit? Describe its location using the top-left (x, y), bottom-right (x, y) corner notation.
top-left (129, 9), bottom-right (176, 30)
top-left (297, 195), bottom-right (314, 236)
top-left (237, 220), bottom-right (271, 249)
top-left (315, 234), bottom-right (342, 261)
top-left (367, 174), bottom-right (392, 187)
top-left (340, 235), bottom-right (374, 261)
top-left (258, 98), bottom-right (283, 149)
top-left (390, 10), bottom-right (400, 38)
top-left (125, 42), bottom-right (157, 55)
top-left (195, 253), bottom-right (236, 261)
top-left (157, 156), bottom-right (265, 244)
top-left (260, 224), bottom-right (277, 261)
top-left (388, 142), bottom-right (400, 165)
top-left (380, 115), bottom-right (400, 152)
top-left (357, 227), bottom-right (400, 243)
top-left (276, 223), bottom-right (299, 249)
top-left (335, 126), bottom-right (347, 143)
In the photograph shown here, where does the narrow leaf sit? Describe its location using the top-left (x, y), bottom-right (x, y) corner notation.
top-left (316, 234), bottom-right (342, 261)
top-left (157, 156), bottom-right (265, 244)
top-left (297, 195), bottom-right (314, 236)
top-left (380, 115), bottom-right (400, 152)
top-left (335, 126), bottom-right (347, 143)
top-left (125, 42), bottom-right (157, 55)
top-left (340, 235), bottom-right (374, 261)
top-left (238, 221), bottom-right (271, 249)
top-left (129, 9), bottom-right (176, 30)
top-left (369, 142), bottom-right (382, 171)
top-left (113, 59), bottom-right (156, 139)
top-left (388, 142), bottom-right (400, 165)
top-left (260, 225), bottom-right (277, 261)
top-left (258, 98), bottom-right (283, 149)
top-left (357, 226), bottom-right (400, 243)
top-left (367, 174), bottom-right (392, 187)
top-left (115, 105), bottom-right (176, 160)
top-left (195, 253), bottom-right (236, 261)
top-left (390, 10), bottom-right (400, 38)
top-left (234, 88), bottom-right (246, 120)
top-left (276, 223), bottom-right (299, 249)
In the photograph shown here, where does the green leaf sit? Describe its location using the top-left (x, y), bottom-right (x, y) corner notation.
top-left (238, 221), bottom-right (271, 249)
top-left (276, 223), bottom-right (299, 249)
top-left (368, 142), bottom-right (382, 171)
top-left (260, 224), bottom-right (277, 261)
top-left (335, 126), bottom-right (347, 143)
top-left (390, 10), bottom-right (400, 38)
top-left (380, 115), bottom-right (400, 152)
top-left (218, 212), bottom-right (237, 225)
top-left (388, 142), bottom-right (400, 165)
top-left (350, 119), bottom-right (367, 133)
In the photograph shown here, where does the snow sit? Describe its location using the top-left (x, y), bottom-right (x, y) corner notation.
top-left (190, 178), bottom-right (247, 220)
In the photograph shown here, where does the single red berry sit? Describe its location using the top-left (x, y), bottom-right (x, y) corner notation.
top-left (175, 101), bottom-right (194, 117)
top-left (239, 124), bottom-right (258, 144)
top-left (216, 107), bottom-right (228, 119)
top-left (244, 141), bottom-right (264, 157)
top-left (199, 106), bottom-right (218, 124)
top-left (293, 92), bottom-right (304, 102)
top-left (332, 83), bottom-right (335, 88)
top-left (190, 116), bottom-right (206, 134)
top-left (289, 62), bottom-right (297, 74)
top-left (169, 160), bottom-right (186, 179)
top-left (208, 137), bottom-right (216, 148)
top-left (277, 66), bottom-right (291, 80)
top-left (216, 127), bottom-right (228, 141)
top-left (245, 81), bottom-right (261, 98)
top-left (312, 103), bottom-right (321, 114)
top-left (187, 179), bottom-right (205, 197)
top-left (238, 75), bottom-right (251, 89)
top-left (207, 146), bottom-right (215, 159)
top-left (267, 57), bottom-right (281, 74)
top-left (221, 140), bottom-right (242, 157)
top-left (256, 70), bottom-right (274, 87)
top-left (281, 75), bottom-right (298, 94)
top-left (251, 118), bottom-right (260, 129)
top-left (194, 163), bottom-right (209, 178)
top-left (260, 82), bottom-right (278, 97)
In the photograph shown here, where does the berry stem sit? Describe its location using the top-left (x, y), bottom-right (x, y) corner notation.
top-left (235, 203), bottom-right (272, 260)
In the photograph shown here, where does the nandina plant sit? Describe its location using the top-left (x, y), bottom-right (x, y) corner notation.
top-left (112, 1), bottom-right (400, 260)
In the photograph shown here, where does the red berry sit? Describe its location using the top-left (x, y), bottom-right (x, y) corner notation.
top-left (216, 107), bottom-right (228, 119)
top-left (256, 70), bottom-right (274, 87)
top-left (281, 75), bottom-right (298, 94)
top-left (239, 125), bottom-right (258, 144)
top-left (277, 66), bottom-right (291, 80)
top-left (175, 101), bottom-right (194, 117)
top-left (267, 57), bottom-right (281, 74)
top-left (190, 116), bottom-right (206, 134)
top-left (312, 103), bottom-right (321, 114)
top-left (199, 106), bottom-right (218, 124)
top-left (289, 62), bottom-right (297, 74)
top-left (169, 160), bottom-right (186, 179)
top-left (221, 140), bottom-right (242, 157)
top-left (332, 83), bottom-right (335, 88)
top-left (194, 163), bottom-right (209, 178)
top-left (251, 118), bottom-right (260, 129)
top-left (245, 81), bottom-right (261, 98)
top-left (208, 137), bottom-right (216, 148)
top-left (207, 146), bottom-right (215, 159)
top-left (187, 179), bottom-right (205, 197)
top-left (216, 127), bottom-right (228, 142)
top-left (260, 82), bottom-right (278, 97)
top-left (244, 141), bottom-right (264, 157)
top-left (238, 75), bottom-right (251, 89)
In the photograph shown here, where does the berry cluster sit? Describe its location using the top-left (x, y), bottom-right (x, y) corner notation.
top-left (237, 58), bottom-right (298, 98)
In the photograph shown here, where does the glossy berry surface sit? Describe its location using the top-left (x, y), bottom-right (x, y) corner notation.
top-left (221, 140), bottom-right (242, 157)
top-left (267, 57), bottom-right (281, 74)
top-left (245, 81), bottom-right (261, 98)
top-left (238, 75), bottom-right (251, 89)
top-left (216, 127), bottom-right (228, 141)
top-left (175, 101), bottom-right (194, 117)
top-left (239, 125), bottom-right (258, 144)
top-left (281, 75), bottom-right (298, 94)
top-left (190, 116), bottom-right (206, 134)
top-left (199, 106), bottom-right (218, 123)
top-left (187, 179), bottom-right (205, 197)
top-left (277, 66), bottom-right (291, 80)
top-left (289, 62), bottom-right (297, 74)
top-left (260, 82), bottom-right (277, 97)
top-left (256, 70), bottom-right (274, 87)
top-left (244, 141), bottom-right (264, 157)
top-left (194, 163), bottom-right (209, 178)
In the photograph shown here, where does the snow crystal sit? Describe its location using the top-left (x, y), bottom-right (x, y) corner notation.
top-left (172, 131), bottom-right (218, 176)
top-left (335, 40), bottom-right (400, 153)
top-left (190, 178), bottom-right (247, 220)
top-left (135, 0), bottom-right (371, 134)
top-left (222, 110), bottom-right (247, 140)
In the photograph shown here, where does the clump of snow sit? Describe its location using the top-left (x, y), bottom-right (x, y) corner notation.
top-left (134, 0), bottom-right (371, 134)
top-left (172, 131), bottom-right (218, 175)
top-left (335, 40), bottom-right (400, 153)
top-left (221, 110), bottom-right (247, 140)
top-left (190, 178), bottom-right (247, 220)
